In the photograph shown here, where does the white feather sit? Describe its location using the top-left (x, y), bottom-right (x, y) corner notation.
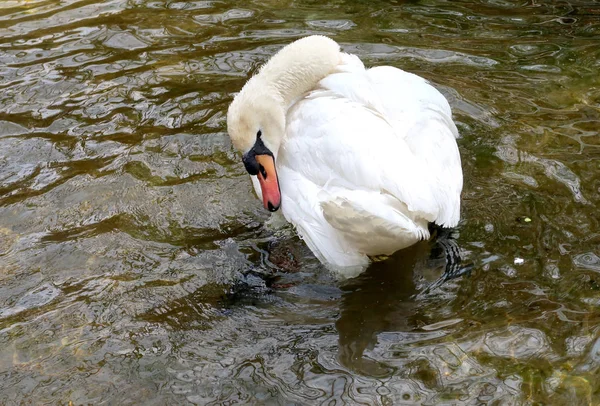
top-left (278, 53), bottom-right (462, 273)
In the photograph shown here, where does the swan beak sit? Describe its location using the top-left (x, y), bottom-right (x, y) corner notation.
top-left (255, 154), bottom-right (281, 212)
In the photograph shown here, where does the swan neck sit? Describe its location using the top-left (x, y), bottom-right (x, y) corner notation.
top-left (255, 36), bottom-right (341, 107)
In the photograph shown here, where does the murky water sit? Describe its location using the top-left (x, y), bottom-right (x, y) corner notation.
top-left (1, 0), bottom-right (600, 404)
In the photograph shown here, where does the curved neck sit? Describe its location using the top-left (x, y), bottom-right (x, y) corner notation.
top-left (242, 36), bottom-right (342, 107)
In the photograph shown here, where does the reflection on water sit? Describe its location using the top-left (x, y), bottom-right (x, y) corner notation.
top-left (336, 230), bottom-right (467, 377)
top-left (1, 0), bottom-right (600, 404)
top-left (337, 241), bottom-right (436, 378)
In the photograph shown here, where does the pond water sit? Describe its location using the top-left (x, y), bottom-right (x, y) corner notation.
top-left (1, 0), bottom-right (600, 404)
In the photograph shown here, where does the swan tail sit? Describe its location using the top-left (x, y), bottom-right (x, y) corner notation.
top-left (319, 188), bottom-right (430, 256)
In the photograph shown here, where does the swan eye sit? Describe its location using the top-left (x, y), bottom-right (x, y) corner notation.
top-left (259, 164), bottom-right (267, 179)
top-left (257, 130), bottom-right (262, 138)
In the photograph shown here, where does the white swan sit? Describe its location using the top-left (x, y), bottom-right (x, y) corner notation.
top-left (227, 35), bottom-right (463, 278)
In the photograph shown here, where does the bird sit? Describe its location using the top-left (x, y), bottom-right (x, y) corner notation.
top-left (226, 35), bottom-right (463, 278)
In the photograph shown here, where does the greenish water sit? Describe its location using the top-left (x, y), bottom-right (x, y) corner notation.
top-left (1, 0), bottom-right (600, 404)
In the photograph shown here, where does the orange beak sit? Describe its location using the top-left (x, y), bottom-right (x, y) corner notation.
top-left (255, 154), bottom-right (281, 212)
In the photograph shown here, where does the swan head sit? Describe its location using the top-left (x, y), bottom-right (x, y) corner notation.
top-left (227, 93), bottom-right (285, 212)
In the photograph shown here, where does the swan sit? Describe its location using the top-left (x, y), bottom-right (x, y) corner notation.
top-left (227, 35), bottom-right (463, 278)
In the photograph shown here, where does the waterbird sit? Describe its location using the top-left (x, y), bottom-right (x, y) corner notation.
top-left (227, 35), bottom-right (463, 278)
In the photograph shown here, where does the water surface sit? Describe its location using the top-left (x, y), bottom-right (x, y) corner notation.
top-left (1, 0), bottom-right (600, 404)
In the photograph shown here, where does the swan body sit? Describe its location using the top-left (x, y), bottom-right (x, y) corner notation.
top-left (227, 36), bottom-right (462, 278)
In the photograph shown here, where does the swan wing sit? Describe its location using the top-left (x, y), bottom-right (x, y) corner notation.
top-left (282, 68), bottom-right (458, 223)
top-left (315, 63), bottom-right (463, 226)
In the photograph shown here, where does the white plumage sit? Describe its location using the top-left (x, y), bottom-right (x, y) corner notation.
top-left (228, 36), bottom-right (462, 278)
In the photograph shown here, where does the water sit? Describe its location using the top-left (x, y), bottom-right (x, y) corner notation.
top-left (1, 0), bottom-right (600, 404)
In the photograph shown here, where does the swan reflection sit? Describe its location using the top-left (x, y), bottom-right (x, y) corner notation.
top-left (336, 230), bottom-right (470, 376)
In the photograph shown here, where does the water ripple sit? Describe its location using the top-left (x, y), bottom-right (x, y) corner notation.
top-left (1, 0), bottom-right (600, 404)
